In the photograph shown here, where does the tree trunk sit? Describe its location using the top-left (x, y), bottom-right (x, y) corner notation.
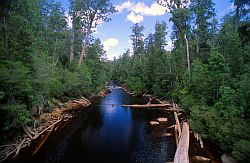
top-left (52, 36), bottom-right (58, 69)
top-left (196, 35), bottom-right (199, 54)
top-left (196, 37), bottom-right (199, 54)
top-left (195, 23), bottom-right (200, 54)
top-left (78, 27), bottom-right (91, 65)
top-left (69, 26), bottom-right (75, 63)
top-left (78, 7), bottom-right (98, 66)
top-left (168, 56), bottom-right (173, 91)
top-left (234, 3), bottom-right (240, 32)
top-left (69, 0), bottom-right (75, 63)
top-left (184, 34), bottom-right (191, 83)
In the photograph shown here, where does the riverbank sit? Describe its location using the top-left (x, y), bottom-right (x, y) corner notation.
top-left (118, 84), bottom-right (224, 163)
top-left (0, 88), bottom-right (112, 162)
top-left (1, 85), bottom-right (223, 163)
top-left (0, 97), bottom-right (90, 162)
top-left (5, 86), bottom-right (177, 163)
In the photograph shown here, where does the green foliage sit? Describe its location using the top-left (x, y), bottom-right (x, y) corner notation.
top-left (125, 77), bottom-right (145, 94)
top-left (191, 0), bottom-right (216, 60)
top-left (0, 104), bottom-right (31, 131)
top-left (0, 0), bottom-right (249, 161)
top-left (31, 52), bottom-right (63, 106)
top-left (130, 23), bottom-right (145, 55)
top-left (239, 72), bottom-right (250, 116)
top-left (0, 91), bottom-right (5, 100)
top-left (155, 1), bottom-right (249, 161)
top-left (190, 59), bottom-right (212, 103)
top-left (180, 94), bottom-right (195, 112)
top-left (0, 60), bottom-right (32, 101)
top-left (217, 22), bottom-right (244, 77)
top-left (0, 0), bottom-right (112, 138)
top-left (215, 85), bottom-right (243, 116)
top-left (112, 21), bottom-right (170, 96)
top-left (232, 139), bottom-right (250, 161)
top-left (190, 104), bottom-right (212, 138)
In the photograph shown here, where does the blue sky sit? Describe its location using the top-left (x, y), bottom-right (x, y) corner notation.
top-left (59, 0), bottom-right (233, 60)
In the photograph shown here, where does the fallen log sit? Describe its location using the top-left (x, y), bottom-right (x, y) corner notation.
top-left (147, 97), bottom-right (152, 104)
top-left (167, 125), bottom-right (176, 129)
top-left (63, 98), bottom-right (91, 111)
top-left (14, 138), bottom-right (26, 157)
top-left (173, 103), bottom-right (181, 141)
top-left (157, 117), bottom-right (168, 123)
top-left (121, 104), bottom-right (172, 108)
top-left (191, 156), bottom-right (211, 162)
top-left (151, 108), bottom-right (181, 112)
top-left (194, 132), bottom-right (204, 148)
top-left (0, 97), bottom-right (91, 162)
top-left (152, 131), bottom-right (173, 138)
top-left (32, 125), bottom-right (54, 155)
top-left (150, 121), bottom-right (160, 126)
top-left (174, 122), bottom-right (190, 163)
top-left (0, 117), bottom-right (63, 162)
top-left (23, 126), bottom-right (32, 139)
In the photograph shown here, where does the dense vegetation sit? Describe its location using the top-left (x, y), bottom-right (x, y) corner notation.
top-left (0, 0), bottom-right (249, 162)
top-left (111, 0), bottom-right (250, 162)
top-left (0, 0), bottom-right (114, 141)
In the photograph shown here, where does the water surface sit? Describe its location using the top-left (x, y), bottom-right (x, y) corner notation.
top-left (26, 87), bottom-right (176, 163)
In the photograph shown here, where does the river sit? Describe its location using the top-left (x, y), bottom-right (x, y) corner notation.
top-left (12, 86), bottom-right (176, 163)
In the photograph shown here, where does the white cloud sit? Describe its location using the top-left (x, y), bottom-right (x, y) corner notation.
top-left (131, 2), bottom-right (168, 16)
top-left (165, 40), bottom-right (173, 51)
top-left (103, 38), bottom-right (119, 52)
top-left (103, 38), bottom-right (119, 47)
top-left (116, 1), bottom-right (132, 12)
top-left (116, 1), bottom-right (168, 23)
top-left (147, 3), bottom-right (169, 16)
top-left (127, 12), bottom-right (144, 23)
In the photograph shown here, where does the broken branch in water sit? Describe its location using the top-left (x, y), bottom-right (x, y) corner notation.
top-left (0, 97), bottom-right (91, 162)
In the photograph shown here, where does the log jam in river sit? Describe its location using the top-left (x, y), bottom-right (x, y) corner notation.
top-left (9, 85), bottom-right (177, 163)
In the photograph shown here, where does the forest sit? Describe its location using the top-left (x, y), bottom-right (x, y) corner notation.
top-left (0, 0), bottom-right (249, 162)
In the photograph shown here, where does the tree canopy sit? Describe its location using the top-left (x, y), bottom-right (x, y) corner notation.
top-left (0, 0), bottom-right (249, 162)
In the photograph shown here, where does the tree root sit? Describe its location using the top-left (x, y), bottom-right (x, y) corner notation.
top-left (0, 97), bottom-right (91, 162)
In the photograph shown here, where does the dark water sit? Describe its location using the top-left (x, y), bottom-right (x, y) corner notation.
top-left (16, 87), bottom-right (176, 163)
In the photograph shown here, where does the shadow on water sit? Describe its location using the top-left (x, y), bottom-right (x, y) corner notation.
top-left (11, 87), bottom-right (176, 163)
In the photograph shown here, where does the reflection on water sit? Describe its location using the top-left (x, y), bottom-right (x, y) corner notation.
top-left (27, 87), bottom-right (175, 163)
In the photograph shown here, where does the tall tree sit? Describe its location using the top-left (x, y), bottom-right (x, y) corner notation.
top-left (158, 0), bottom-right (190, 48)
top-left (184, 34), bottom-right (190, 83)
top-left (190, 0), bottom-right (215, 56)
top-left (158, 0), bottom-right (191, 84)
top-left (75, 0), bottom-right (116, 65)
top-left (69, 0), bottom-right (76, 63)
top-left (0, 0), bottom-right (11, 56)
top-left (130, 23), bottom-right (144, 56)
top-left (233, 0), bottom-right (250, 32)
top-left (44, 0), bottom-right (67, 68)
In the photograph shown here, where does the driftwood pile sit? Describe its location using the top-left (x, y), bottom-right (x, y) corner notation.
top-left (174, 122), bottom-right (190, 163)
top-left (98, 88), bottom-right (111, 97)
top-left (0, 97), bottom-right (91, 162)
top-left (142, 94), bottom-right (189, 163)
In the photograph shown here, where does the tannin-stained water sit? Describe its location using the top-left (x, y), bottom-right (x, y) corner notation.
top-left (14, 87), bottom-right (176, 163)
